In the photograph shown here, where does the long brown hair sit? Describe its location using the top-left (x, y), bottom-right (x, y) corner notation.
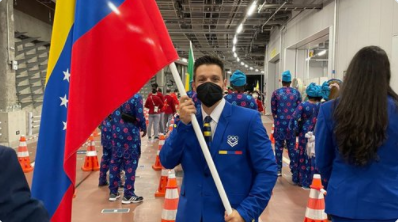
top-left (334, 46), bottom-right (398, 166)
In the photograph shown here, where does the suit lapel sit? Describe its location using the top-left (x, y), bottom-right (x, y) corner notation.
top-left (210, 102), bottom-right (232, 158)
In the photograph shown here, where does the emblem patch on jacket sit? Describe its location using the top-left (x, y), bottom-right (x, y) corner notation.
top-left (227, 135), bottom-right (239, 147)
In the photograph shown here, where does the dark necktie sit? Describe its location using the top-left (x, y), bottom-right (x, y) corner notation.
top-left (203, 116), bottom-right (212, 146)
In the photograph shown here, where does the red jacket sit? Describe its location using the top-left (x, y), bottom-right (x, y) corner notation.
top-left (149, 92), bottom-right (164, 102)
top-left (170, 93), bottom-right (179, 106)
top-left (256, 99), bottom-right (264, 112)
top-left (163, 94), bottom-right (176, 115)
top-left (145, 95), bottom-right (164, 114)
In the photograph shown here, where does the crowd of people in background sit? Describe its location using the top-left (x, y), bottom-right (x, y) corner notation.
top-left (3, 46), bottom-right (397, 222)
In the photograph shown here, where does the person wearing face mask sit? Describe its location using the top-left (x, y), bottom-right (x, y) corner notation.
top-left (224, 70), bottom-right (258, 111)
top-left (160, 55), bottom-right (277, 222)
top-left (252, 91), bottom-right (264, 114)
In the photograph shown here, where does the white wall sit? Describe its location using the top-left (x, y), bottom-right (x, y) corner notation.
top-left (264, 0), bottom-right (398, 109)
top-left (309, 60), bottom-right (327, 79)
top-left (14, 10), bottom-right (52, 42)
top-left (283, 4), bottom-right (335, 49)
top-left (335, 0), bottom-right (398, 79)
top-left (265, 2), bottom-right (335, 109)
top-left (392, 35), bottom-right (398, 93)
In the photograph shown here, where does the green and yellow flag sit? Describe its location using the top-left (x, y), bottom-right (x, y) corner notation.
top-left (185, 41), bottom-right (195, 91)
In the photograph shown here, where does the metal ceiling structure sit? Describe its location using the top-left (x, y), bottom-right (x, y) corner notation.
top-left (28, 0), bottom-right (329, 73)
top-left (158, 0), bottom-right (327, 74)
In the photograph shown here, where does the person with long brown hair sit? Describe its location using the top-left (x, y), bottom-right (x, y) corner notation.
top-left (315, 46), bottom-right (398, 222)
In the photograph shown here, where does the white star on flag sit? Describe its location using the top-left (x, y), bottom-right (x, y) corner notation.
top-left (63, 121), bottom-right (67, 130)
top-left (63, 69), bottom-right (71, 82)
top-left (60, 94), bottom-right (68, 108)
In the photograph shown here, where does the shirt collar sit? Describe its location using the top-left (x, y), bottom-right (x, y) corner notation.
top-left (201, 98), bottom-right (226, 124)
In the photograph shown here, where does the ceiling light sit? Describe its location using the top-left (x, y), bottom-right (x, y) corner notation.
top-left (227, 71), bottom-right (232, 74)
top-left (234, 52), bottom-right (237, 57)
top-left (317, 50), bottom-right (327, 56)
top-left (232, 46), bottom-right (236, 52)
top-left (255, 69), bottom-right (259, 72)
top-left (261, 70), bottom-right (265, 74)
top-left (233, 36), bottom-right (237, 44)
top-left (247, 1), bottom-right (257, 16)
top-left (245, 65), bottom-right (248, 68)
top-left (237, 58), bottom-right (240, 62)
top-left (241, 62), bottom-right (244, 65)
top-left (237, 24), bottom-right (243, 33)
top-left (250, 67), bottom-right (253, 70)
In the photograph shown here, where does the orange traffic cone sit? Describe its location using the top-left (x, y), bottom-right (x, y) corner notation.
top-left (152, 134), bottom-right (165, 171)
top-left (17, 135), bottom-right (33, 173)
top-left (155, 167), bottom-right (169, 197)
top-left (168, 118), bottom-right (175, 133)
top-left (161, 170), bottom-right (179, 222)
top-left (92, 128), bottom-right (99, 137)
top-left (304, 174), bottom-right (328, 222)
top-left (81, 136), bottom-right (100, 171)
top-left (270, 124), bottom-right (275, 144)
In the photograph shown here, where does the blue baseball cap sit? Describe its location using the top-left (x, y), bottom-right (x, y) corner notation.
top-left (306, 83), bottom-right (323, 97)
top-left (230, 70), bottom-right (246, 87)
top-left (282, 70), bottom-right (292, 82)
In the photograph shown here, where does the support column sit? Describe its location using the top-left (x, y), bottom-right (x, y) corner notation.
top-left (0, 0), bottom-right (17, 111)
top-left (0, 0), bottom-right (26, 147)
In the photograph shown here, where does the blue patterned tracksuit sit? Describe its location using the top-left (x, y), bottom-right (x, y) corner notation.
top-left (187, 90), bottom-right (201, 111)
top-left (271, 87), bottom-right (302, 173)
top-left (99, 117), bottom-right (112, 185)
top-left (225, 92), bottom-right (258, 110)
top-left (108, 94), bottom-right (146, 198)
top-left (289, 102), bottom-right (320, 187)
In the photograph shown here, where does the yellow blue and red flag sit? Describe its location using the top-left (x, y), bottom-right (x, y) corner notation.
top-left (31, 0), bottom-right (178, 221)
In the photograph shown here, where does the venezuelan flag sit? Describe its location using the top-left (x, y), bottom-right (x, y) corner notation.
top-left (32, 0), bottom-right (178, 221)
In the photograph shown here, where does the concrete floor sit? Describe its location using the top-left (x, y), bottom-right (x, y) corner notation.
top-left (21, 115), bottom-right (312, 222)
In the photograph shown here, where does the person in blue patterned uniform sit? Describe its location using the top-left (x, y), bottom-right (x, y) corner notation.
top-left (271, 70), bottom-right (302, 177)
top-left (186, 80), bottom-right (202, 111)
top-left (225, 70), bottom-right (258, 110)
top-left (289, 83), bottom-right (322, 187)
top-left (108, 94), bottom-right (147, 204)
top-left (98, 116), bottom-right (113, 186)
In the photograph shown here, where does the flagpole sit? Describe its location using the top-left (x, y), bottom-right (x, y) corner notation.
top-left (169, 62), bottom-right (233, 216)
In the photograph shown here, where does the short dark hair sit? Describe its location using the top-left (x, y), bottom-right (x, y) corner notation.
top-left (282, 81), bottom-right (291, 85)
top-left (157, 88), bottom-right (162, 93)
top-left (166, 88), bottom-right (171, 93)
top-left (193, 55), bottom-right (224, 80)
top-left (231, 84), bottom-right (246, 93)
top-left (307, 96), bottom-right (322, 101)
top-left (174, 88), bottom-right (178, 93)
top-left (151, 83), bottom-right (158, 88)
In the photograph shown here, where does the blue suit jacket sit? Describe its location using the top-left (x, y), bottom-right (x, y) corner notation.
top-left (315, 99), bottom-right (398, 219)
top-left (0, 146), bottom-right (50, 222)
top-left (160, 102), bottom-right (277, 222)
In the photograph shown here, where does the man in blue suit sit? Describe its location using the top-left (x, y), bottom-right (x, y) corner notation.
top-left (0, 145), bottom-right (50, 222)
top-left (160, 56), bottom-right (277, 222)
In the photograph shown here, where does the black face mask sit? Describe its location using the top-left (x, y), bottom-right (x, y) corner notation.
top-left (196, 82), bottom-right (223, 107)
